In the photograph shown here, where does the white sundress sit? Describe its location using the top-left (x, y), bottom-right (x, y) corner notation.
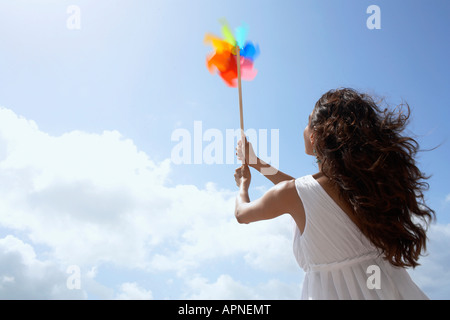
top-left (293, 175), bottom-right (429, 300)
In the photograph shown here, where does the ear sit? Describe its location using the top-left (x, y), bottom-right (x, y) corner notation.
top-left (309, 131), bottom-right (315, 146)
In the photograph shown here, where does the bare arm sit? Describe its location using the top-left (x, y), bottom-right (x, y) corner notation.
top-left (236, 138), bottom-right (294, 185)
top-left (250, 157), bottom-right (295, 185)
top-left (234, 165), bottom-right (304, 227)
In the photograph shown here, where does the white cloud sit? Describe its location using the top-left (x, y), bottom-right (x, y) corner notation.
top-left (115, 282), bottom-right (153, 300)
top-left (1, 106), bottom-right (447, 300)
top-left (408, 223), bottom-right (450, 299)
top-left (0, 235), bottom-right (87, 299)
top-left (0, 106), bottom-right (299, 298)
top-left (183, 274), bottom-right (301, 300)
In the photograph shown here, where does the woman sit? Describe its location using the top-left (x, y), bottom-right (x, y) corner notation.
top-left (234, 88), bottom-right (434, 299)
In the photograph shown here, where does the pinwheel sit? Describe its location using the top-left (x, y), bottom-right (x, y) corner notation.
top-left (204, 20), bottom-right (260, 143)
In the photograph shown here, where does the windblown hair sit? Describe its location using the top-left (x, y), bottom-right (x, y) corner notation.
top-left (311, 88), bottom-right (435, 268)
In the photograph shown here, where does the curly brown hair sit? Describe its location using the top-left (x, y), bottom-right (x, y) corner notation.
top-left (311, 88), bottom-right (435, 268)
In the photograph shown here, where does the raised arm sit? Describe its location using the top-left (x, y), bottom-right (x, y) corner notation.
top-left (236, 137), bottom-right (294, 185)
top-left (233, 165), bottom-right (305, 229)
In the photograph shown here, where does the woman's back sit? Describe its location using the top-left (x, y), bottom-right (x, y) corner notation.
top-left (293, 174), bottom-right (429, 299)
top-left (234, 87), bottom-right (434, 299)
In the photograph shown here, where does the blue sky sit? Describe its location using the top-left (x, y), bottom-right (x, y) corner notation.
top-left (0, 0), bottom-right (449, 299)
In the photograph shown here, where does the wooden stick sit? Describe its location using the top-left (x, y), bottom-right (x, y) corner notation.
top-left (236, 46), bottom-right (246, 164)
top-left (236, 46), bottom-right (244, 137)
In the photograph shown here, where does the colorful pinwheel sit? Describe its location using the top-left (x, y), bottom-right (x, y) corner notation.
top-left (204, 20), bottom-right (260, 88)
top-left (204, 20), bottom-right (260, 155)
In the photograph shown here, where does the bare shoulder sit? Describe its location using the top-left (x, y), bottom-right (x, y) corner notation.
top-left (272, 179), bottom-right (304, 213)
top-left (274, 179), bottom-right (305, 233)
top-left (270, 179), bottom-right (298, 198)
